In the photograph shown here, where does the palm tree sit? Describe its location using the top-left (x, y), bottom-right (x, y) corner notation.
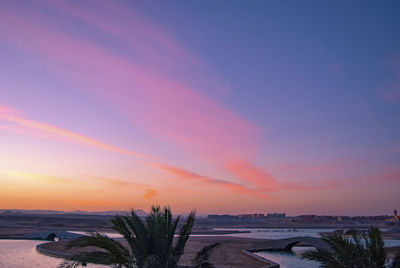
top-left (301, 226), bottom-right (400, 268)
top-left (60, 205), bottom-right (218, 268)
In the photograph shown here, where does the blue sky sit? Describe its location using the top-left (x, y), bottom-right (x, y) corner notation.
top-left (0, 0), bottom-right (399, 215)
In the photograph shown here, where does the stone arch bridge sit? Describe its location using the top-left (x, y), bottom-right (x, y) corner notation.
top-left (248, 236), bottom-right (331, 252)
top-left (25, 230), bottom-right (83, 241)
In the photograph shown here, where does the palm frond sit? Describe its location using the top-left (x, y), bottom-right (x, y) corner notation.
top-left (171, 210), bottom-right (195, 265)
top-left (368, 226), bottom-right (386, 267)
top-left (303, 226), bottom-right (393, 268)
top-left (58, 260), bottom-right (80, 268)
top-left (142, 254), bottom-right (163, 268)
top-left (390, 252), bottom-right (400, 268)
top-left (58, 251), bottom-right (116, 268)
top-left (113, 211), bottom-right (149, 265)
top-left (63, 205), bottom-right (206, 268)
top-left (112, 215), bottom-right (136, 250)
top-left (302, 248), bottom-right (346, 268)
top-left (192, 242), bottom-right (220, 268)
top-left (67, 232), bottom-right (132, 266)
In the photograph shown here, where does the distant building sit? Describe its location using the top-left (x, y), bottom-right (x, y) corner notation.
top-left (207, 214), bottom-right (237, 220)
top-left (237, 213), bottom-right (264, 219)
top-left (267, 212), bottom-right (286, 219)
top-left (395, 210), bottom-right (399, 221)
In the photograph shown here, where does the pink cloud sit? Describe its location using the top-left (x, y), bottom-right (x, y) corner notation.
top-left (0, 170), bottom-right (76, 184)
top-left (3, 3), bottom-right (342, 200)
top-left (0, 104), bottom-right (19, 117)
top-left (0, 104), bottom-right (153, 159)
top-left (0, 5), bottom-right (258, 163)
top-left (86, 176), bottom-right (139, 187)
top-left (268, 161), bottom-right (351, 173)
top-left (304, 168), bottom-right (400, 188)
top-left (225, 161), bottom-right (337, 192)
top-left (86, 176), bottom-right (158, 199)
top-left (148, 162), bottom-right (272, 199)
top-left (143, 189), bottom-right (158, 200)
top-left (225, 161), bottom-right (280, 191)
top-left (0, 102), bottom-right (271, 199)
top-left (375, 170), bottom-right (400, 182)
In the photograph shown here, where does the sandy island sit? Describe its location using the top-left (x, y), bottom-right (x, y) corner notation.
top-left (38, 236), bottom-right (276, 268)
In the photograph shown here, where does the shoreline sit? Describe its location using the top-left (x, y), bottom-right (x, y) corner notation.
top-left (35, 236), bottom-right (277, 268)
top-left (35, 241), bottom-right (280, 268)
top-left (1, 236), bottom-right (398, 267)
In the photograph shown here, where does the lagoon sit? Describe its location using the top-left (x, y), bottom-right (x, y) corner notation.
top-left (1, 228), bottom-right (399, 267)
top-left (0, 239), bottom-right (107, 268)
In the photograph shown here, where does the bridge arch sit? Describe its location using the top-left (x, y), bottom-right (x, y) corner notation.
top-left (280, 237), bottom-right (330, 252)
top-left (46, 233), bottom-right (59, 241)
top-left (282, 241), bottom-right (316, 251)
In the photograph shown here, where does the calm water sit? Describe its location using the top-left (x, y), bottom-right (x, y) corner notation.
top-left (0, 240), bottom-right (106, 268)
top-left (0, 240), bottom-right (62, 268)
top-left (215, 227), bottom-right (336, 239)
top-left (219, 228), bottom-right (400, 267)
top-left (1, 229), bottom-right (399, 267)
top-left (256, 246), bottom-right (320, 268)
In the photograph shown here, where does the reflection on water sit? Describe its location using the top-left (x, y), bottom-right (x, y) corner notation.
top-left (69, 231), bottom-right (123, 239)
top-left (256, 246), bottom-right (320, 268)
top-left (1, 229), bottom-right (399, 267)
top-left (0, 240), bottom-right (62, 268)
top-left (221, 228), bottom-right (400, 267)
top-left (0, 240), bottom-right (107, 268)
top-left (216, 228), bottom-right (336, 239)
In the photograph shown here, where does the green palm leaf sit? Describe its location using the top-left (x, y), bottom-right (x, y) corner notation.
top-left (302, 226), bottom-right (393, 268)
top-left (171, 210), bottom-right (195, 267)
top-left (192, 242), bottom-right (220, 268)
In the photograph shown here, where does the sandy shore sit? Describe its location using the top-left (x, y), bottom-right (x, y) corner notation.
top-left (39, 236), bottom-right (276, 268)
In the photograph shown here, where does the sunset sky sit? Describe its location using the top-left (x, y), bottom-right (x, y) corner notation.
top-left (1, 1), bottom-right (399, 216)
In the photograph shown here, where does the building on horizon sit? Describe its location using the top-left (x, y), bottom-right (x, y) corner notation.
top-left (207, 214), bottom-right (239, 220)
top-left (395, 210), bottom-right (399, 221)
top-left (266, 212), bottom-right (286, 219)
top-left (236, 213), bottom-right (264, 219)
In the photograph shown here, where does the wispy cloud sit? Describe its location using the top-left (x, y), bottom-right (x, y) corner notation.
top-left (225, 161), bottom-right (337, 192)
top-left (0, 3), bottom-right (258, 164)
top-left (0, 104), bottom-right (153, 159)
top-left (0, 3), bottom-right (269, 199)
top-left (85, 175), bottom-right (137, 187)
top-left (148, 162), bottom-right (272, 199)
top-left (268, 162), bottom-right (351, 173)
top-left (0, 170), bottom-right (76, 184)
top-left (86, 175), bottom-right (158, 200)
top-left (0, 103), bottom-right (270, 199)
top-left (375, 169), bottom-right (400, 182)
top-left (0, 2), bottom-right (342, 202)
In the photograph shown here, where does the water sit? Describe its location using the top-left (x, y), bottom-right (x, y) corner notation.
top-left (0, 240), bottom-right (107, 268)
top-left (218, 228), bottom-right (400, 267)
top-left (256, 246), bottom-right (320, 268)
top-left (69, 231), bottom-right (123, 239)
top-left (0, 240), bottom-right (62, 268)
top-left (215, 228), bottom-right (335, 239)
top-left (1, 229), bottom-right (399, 267)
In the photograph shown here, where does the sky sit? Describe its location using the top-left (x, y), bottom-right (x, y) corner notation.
top-left (0, 0), bottom-right (399, 216)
